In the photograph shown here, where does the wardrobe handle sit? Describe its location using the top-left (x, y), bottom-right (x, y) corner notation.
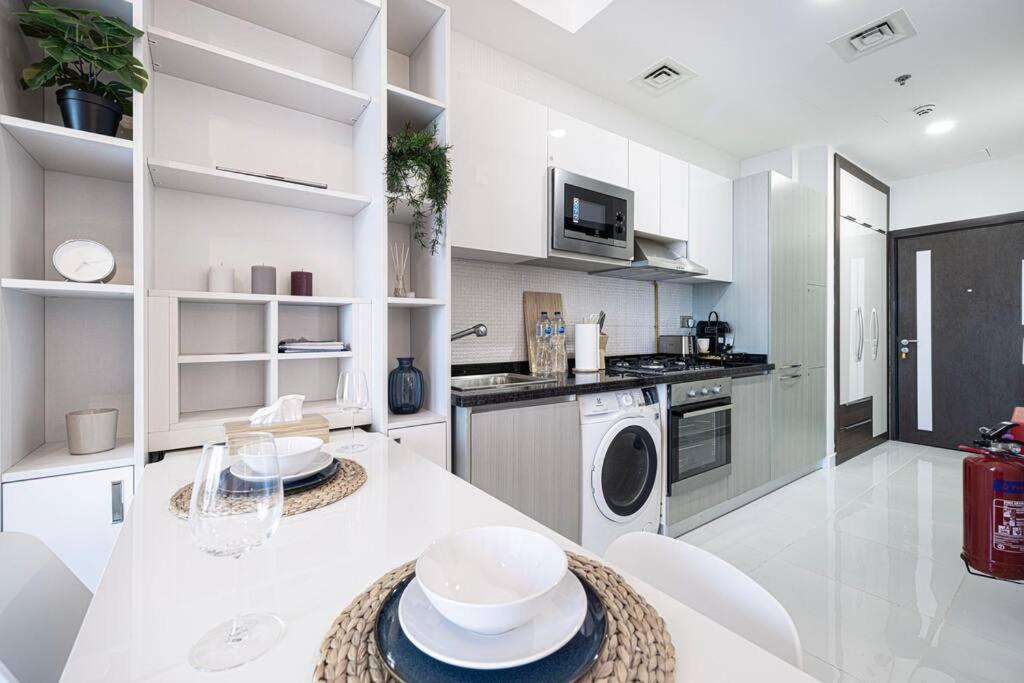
top-left (111, 481), bottom-right (125, 524)
top-left (870, 308), bottom-right (879, 360)
top-left (855, 307), bottom-right (864, 362)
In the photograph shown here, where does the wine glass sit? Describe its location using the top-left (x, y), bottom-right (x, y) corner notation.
top-left (336, 369), bottom-right (369, 453)
top-left (187, 432), bottom-right (285, 672)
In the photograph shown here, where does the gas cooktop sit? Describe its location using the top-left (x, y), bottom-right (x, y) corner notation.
top-left (603, 353), bottom-right (766, 378)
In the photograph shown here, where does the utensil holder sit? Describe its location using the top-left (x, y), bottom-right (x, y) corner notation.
top-left (66, 408), bottom-right (118, 455)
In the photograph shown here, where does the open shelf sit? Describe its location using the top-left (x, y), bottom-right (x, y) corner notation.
top-left (1, 279), bottom-right (134, 299)
top-left (387, 84), bottom-right (445, 131)
top-left (0, 115), bottom-right (132, 182)
top-left (387, 409), bottom-right (445, 429)
top-left (148, 159), bottom-right (372, 215)
top-left (190, 0), bottom-right (379, 57)
top-left (388, 0), bottom-right (446, 54)
top-left (178, 353), bottom-right (270, 364)
top-left (277, 351), bottom-right (354, 360)
top-left (1, 438), bottom-right (135, 483)
top-left (387, 296), bottom-right (445, 308)
top-left (147, 28), bottom-right (372, 124)
top-left (148, 289), bottom-right (369, 306)
top-left (304, 400), bottom-right (372, 429)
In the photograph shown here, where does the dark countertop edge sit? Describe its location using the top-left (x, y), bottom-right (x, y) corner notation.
top-left (451, 364), bottom-right (775, 407)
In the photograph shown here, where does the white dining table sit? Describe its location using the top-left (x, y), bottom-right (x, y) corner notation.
top-left (63, 432), bottom-right (814, 682)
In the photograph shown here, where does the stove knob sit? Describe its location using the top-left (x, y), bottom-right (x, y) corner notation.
top-left (700, 387), bottom-right (710, 395)
top-left (712, 385), bottom-right (722, 394)
top-left (687, 389), bottom-right (698, 398)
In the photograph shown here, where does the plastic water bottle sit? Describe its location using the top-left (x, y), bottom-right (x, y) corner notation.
top-left (536, 311), bottom-right (552, 374)
top-left (553, 311), bottom-right (567, 373)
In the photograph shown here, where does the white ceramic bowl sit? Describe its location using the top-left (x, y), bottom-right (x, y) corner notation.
top-left (415, 526), bottom-right (568, 635)
top-left (243, 436), bottom-right (323, 477)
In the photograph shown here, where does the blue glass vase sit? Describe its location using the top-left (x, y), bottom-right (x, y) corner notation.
top-left (388, 357), bottom-right (424, 415)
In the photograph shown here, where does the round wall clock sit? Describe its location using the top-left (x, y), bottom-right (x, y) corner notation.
top-left (52, 239), bottom-right (116, 283)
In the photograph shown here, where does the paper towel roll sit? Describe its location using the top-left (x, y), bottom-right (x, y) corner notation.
top-left (574, 324), bottom-right (600, 372)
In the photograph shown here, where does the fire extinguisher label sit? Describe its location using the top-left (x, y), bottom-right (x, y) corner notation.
top-left (993, 498), bottom-right (1024, 553)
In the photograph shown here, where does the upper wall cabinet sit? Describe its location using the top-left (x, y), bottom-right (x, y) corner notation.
top-left (839, 169), bottom-right (887, 233)
top-left (547, 111), bottom-right (628, 187)
top-left (660, 154), bottom-right (689, 242)
top-left (450, 78), bottom-right (548, 261)
top-left (687, 165), bottom-right (733, 282)
top-left (628, 141), bottom-right (661, 236)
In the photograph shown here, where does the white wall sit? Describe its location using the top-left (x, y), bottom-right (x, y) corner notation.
top-left (451, 32), bottom-right (740, 179)
top-left (890, 153), bottom-right (1024, 230)
top-left (739, 148), bottom-right (797, 179)
top-left (452, 259), bottom-right (693, 364)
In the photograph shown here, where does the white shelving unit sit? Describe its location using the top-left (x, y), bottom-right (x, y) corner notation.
top-left (0, 115), bottom-right (132, 182)
top-left (147, 28), bottom-right (372, 124)
top-left (147, 159), bottom-right (373, 214)
top-left (1, 0), bottom-right (454, 558)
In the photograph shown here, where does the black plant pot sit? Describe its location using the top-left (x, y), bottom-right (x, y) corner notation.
top-left (56, 88), bottom-right (123, 137)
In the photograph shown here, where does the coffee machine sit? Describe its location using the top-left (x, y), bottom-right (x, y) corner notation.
top-left (695, 311), bottom-right (733, 356)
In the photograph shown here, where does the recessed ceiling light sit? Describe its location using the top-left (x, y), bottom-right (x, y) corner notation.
top-left (926, 119), bottom-right (955, 135)
top-left (548, 128), bottom-right (567, 138)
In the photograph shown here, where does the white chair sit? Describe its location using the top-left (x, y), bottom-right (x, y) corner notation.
top-left (604, 532), bottom-right (803, 668)
top-left (0, 533), bottom-right (92, 683)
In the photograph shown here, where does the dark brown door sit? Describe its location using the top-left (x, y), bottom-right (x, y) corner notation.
top-left (894, 222), bottom-right (1024, 449)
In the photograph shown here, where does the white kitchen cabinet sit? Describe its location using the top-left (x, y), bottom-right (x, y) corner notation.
top-left (2, 465), bottom-right (134, 592)
top-left (659, 153), bottom-right (689, 242)
top-left (839, 169), bottom-right (887, 233)
top-left (450, 78), bottom-right (548, 260)
top-left (389, 422), bottom-right (448, 470)
top-left (628, 141), bottom-right (661, 237)
top-left (687, 165), bottom-right (733, 282)
top-left (547, 110), bottom-right (628, 187)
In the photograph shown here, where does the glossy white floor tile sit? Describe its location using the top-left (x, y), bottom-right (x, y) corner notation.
top-left (680, 440), bottom-right (1023, 683)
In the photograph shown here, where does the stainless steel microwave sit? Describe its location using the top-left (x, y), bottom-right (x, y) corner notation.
top-left (550, 167), bottom-right (634, 262)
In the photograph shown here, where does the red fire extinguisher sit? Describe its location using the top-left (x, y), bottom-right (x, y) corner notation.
top-left (960, 408), bottom-right (1024, 582)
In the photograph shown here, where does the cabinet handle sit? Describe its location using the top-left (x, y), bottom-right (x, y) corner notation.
top-left (841, 214), bottom-right (858, 222)
top-left (855, 307), bottom-right (864, 362)
top-left (780, 373), bottom-right (803, 380)
top-left (870, 308), bottom-right (879, 360)
top-left (859, 221), bottom-right (873, 229)
top-left (842, 418), bottom-right (872, 431)
top-left (393, 437), bottom-right (402, 444)
top-left (781, 363), bottom-right (802, 369)
top-left (111, 481), bottom-right (125, 524)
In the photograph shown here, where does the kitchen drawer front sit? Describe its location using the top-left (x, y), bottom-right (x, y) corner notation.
top-left (389, 422), bottom-right (448, 470)
top-left (2, 465), bottom-right (134, 592)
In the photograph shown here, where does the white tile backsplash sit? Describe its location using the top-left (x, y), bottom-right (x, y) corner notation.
top-left (451, 258), bottom-right (693, 364)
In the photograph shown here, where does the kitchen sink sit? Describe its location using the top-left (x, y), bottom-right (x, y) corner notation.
top-left (450, 373), bottom-right (556, 392)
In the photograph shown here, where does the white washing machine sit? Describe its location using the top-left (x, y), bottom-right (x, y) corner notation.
top-left (580, 387), bottom-right (663, 555)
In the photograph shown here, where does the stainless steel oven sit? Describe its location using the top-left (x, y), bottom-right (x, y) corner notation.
top-left (667, 377), bottom-right (732, 495)
top-left (550, 167), bottom-right (634, 262)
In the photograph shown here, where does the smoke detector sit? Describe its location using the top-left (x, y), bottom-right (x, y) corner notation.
top-left (828, 9), bottom-right (918, 62)
top-left (912, 103), bottom-right (936, 117)
top-left (631, 58), bottom-right (697, 96)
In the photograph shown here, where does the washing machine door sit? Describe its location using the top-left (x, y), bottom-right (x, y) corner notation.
top-left (591, 417), bottom-right (659, 523)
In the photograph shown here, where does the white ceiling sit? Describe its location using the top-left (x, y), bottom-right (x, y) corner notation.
top-left (444, 0), bottom-right (1024, 180)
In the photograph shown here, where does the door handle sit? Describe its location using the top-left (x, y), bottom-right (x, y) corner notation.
top-left (855, 307), bottom-right (864, 361)
top-left (870, 308), bottom-right (879, 360)
top-left (111, 480), bottom-right (125, 524)
top-left (900, 338), bottom-right (918, 345)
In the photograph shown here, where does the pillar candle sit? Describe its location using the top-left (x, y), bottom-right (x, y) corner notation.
top-left (251, 265), bottom-right (277, 295)
top-left (290, 270), bottom-right (312, 296)
top-left (207, 264), bottom-right (234, 293)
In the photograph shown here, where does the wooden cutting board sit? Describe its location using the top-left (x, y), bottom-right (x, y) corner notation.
top-left (523, 291), bottom-right (563, 374)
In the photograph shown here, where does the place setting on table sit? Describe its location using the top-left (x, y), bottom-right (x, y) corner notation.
top-left (313, 525), bottom-right (676, 682)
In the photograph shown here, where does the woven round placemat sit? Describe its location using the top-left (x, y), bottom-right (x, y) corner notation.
top-left (313, 551), bottom-right (676, 683)
top-left (168, 458), bottom-right (367, 519)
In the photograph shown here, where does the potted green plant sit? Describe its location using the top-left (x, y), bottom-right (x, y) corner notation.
top-left (16, 2), bottom-right (148, 137)
top-left (386, 124), bottom-right (452, 255)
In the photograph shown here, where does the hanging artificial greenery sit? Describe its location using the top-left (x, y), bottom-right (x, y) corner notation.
top-left (386, 124), bottom-right (452, 255)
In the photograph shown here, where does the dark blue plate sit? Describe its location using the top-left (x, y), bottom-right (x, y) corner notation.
top-left (376, 573), bottom-right (606, 682)
top-left (218, 458), bottom-right (340, 496)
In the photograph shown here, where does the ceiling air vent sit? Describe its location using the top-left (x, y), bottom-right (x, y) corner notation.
top-left (631, 58), bottom-right (697, 96)
top-left (828, 9), bottom-right (918, 62)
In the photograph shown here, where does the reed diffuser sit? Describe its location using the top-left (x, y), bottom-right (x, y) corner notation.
top-left (390, 241), bottom-right (410, 297)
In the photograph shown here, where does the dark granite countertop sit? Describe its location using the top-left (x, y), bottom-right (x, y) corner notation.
top-left (451, 361), bottom-right (775, 407)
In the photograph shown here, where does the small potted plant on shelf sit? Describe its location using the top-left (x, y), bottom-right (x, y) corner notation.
top-left (386, 123), bottom-right (452, 255)
top-left (16, 2), bottom-right (148, 137)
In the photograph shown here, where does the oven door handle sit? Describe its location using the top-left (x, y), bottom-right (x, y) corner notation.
top-left (681, 403), bottom-right (733, 418)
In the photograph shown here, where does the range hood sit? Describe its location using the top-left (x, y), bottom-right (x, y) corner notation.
top-left (590, 237), bottom-right (708, 281)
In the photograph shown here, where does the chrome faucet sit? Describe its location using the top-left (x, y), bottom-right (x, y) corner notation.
top-left (452, 323), bottom-right (488, 341)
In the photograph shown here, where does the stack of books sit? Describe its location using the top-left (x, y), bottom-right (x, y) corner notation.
top-left (278, 338), bottom-right (350, 353)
